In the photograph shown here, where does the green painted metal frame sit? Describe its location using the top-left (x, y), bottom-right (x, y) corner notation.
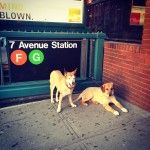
top-left (0, 31), bottom-right (103, 39)
top-left (94, 33), bottom-right (106, 80)
top-left (0, 31), bottom-right (106, 100)
top-left (80, 39), bottom-right (89, 79)
top-left (0, 46), bottom-right (3, 85)
top-left (0, 80), bottom-right (49, 99)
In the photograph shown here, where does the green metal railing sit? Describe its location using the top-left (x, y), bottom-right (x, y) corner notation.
top-left (0, 31), bottom-right (106, 99)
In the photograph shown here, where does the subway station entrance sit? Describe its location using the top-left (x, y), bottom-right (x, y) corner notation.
top-left (0, 31), bottom-right (105, 99)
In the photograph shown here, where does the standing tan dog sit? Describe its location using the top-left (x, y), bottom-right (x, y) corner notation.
top-left (50, 69), bottom-right (77, 113)
top-left (76, 82), bottom-right (128, 116)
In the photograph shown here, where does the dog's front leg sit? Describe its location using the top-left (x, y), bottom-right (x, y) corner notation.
top-left (50, 85), bottom-right (55, 103)
top-left (68, 94), bottom-right (77, 108)
top-left (110, 96), bottom-right (128, 113)
top-left (57, 94), bottom-right (63, 113)
top-left (104, 104), bottom-right (119, 116)
top-left (55, 89), bottom-right (59, 102)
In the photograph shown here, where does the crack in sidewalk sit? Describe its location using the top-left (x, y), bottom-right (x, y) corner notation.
top-left (52, 105), bottom-right (88, 150)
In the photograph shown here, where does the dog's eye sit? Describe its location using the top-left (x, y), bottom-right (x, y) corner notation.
top-left (111, 88), bottom-right (113, 90)
top-left (105, 88), bottom-right (109, 90)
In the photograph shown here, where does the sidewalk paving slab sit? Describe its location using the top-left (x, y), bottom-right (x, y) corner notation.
top-left (0, 94), bottom-right (150, 150)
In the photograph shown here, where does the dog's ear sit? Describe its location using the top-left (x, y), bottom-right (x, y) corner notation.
top-left (110, 88), bottom-right (114, 96)
top-left (100, 84), bottom-right (105, 93)
top-left (72, 68), bottom-right (77, 75)
top-left (110, 82), bottom-right (114, 95)
top-left (110, 82), bottom-right (113, 87)
top-left (64, 68), bottom-right (67, 76)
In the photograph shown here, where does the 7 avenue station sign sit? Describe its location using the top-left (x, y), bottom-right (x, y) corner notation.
top-left (9, 40), bottom-right (79, 66)
top-left (8, 39), bottom-right (81, 82)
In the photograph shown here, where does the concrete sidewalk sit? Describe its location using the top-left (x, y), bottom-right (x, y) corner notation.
top-left (0, 94), bottom-right (150, 150)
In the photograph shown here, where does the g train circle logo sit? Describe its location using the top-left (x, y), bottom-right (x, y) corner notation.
top-left (10, 49), bottom-right (44, 65)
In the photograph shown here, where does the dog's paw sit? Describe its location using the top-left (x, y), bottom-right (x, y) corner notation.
top-left (83, 103), bottom-right (88, 106)
top-left (56, 99), bottom-right (59, 103)
top-left (71, 104), bottom-right (77, 108)
top-left (121, 108), bottom-right (128, 113)
top-left (113, 111), bottom-right (119, 116)
top-left (51, 100), bottom-right (55, 104)
top-left (57, 108), bottom-right (61, 113)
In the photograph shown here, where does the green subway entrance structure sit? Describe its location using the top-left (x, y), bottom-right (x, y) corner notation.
top-left (0, 31), bottom-right (106, 99)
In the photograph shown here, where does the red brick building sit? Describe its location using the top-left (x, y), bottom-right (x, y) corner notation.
top-left (102, 0), bottom-right (150, 111)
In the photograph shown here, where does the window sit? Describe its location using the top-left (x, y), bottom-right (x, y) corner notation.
top-left (130, 0), bottom-right (146, 26)
top-left (132, 0), bottom-right (146, 6)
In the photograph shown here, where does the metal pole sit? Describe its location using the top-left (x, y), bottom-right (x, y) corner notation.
top-left (93, 32), bottom-right (106, 81)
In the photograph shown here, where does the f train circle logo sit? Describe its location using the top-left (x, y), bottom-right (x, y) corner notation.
top-left (10, 49), bottom-right (44, 65)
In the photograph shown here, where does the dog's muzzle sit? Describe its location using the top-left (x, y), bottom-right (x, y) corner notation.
top-left (109, 89), bottom-right (114, 96)
top-left (67, 82), bottom-right (76, 89)
top-left (71, 82), bottom-right (76, 88)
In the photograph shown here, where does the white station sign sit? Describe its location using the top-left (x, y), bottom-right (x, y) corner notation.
top-left (0, 0), bottom-right (84, 23)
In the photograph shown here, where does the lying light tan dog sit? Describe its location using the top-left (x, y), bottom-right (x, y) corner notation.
top-left (50, 69), bottom-right (77, 113)
top-left (76, 82), bottom-right (128, 116)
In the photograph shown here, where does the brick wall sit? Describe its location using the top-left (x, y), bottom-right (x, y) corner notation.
top-left (103, 41), bottom-right (150, 111)
top-left (103, 0), bottom-right (150, 111)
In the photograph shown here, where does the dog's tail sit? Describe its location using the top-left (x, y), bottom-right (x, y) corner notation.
top-left (74, 93), bottom-right (83, 103)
